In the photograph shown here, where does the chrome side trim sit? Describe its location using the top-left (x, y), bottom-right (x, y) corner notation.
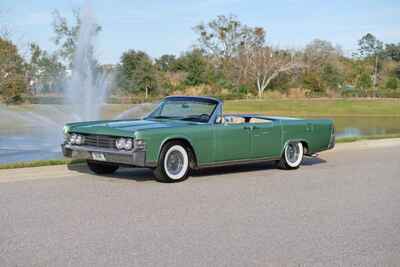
top-left (197, 156), bottom-right (281, 169)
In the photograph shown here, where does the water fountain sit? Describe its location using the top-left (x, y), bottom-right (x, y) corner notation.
top-left (65, 2), bottom-right (110, 121)
top-left (0, 2), bottom-right (159, 164)
top-left (0, 2), bottom-right (113, 163)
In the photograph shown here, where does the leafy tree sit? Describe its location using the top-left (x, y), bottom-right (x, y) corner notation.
top-left (357, 33), bottom-right (384, 58)
top-left (0, 37), bottom-right (27, 104)
top-left (303, 70), bottom-right (324, 93)
top-left (117, 50), bottom-right (158, 98)
top-left (356, 72), bottom-right (373, 91)
top-left (393, 65), bottom-right (400, 80)
top-left (177, 49), bottom-right (212, 86)
top-left (28, 43), bottom-right (66, 94)
top-left (320, 63), bottom-right (344, 91)
top-left (155, 54), bottom-right (178, 72)
top-left (52, 9), bottom-right (101, 66)
top-left (357, 33), bottom-right (384, 94)
top-left (302, 39), bottom-right (344, 93)
top-left (385, 77), bottom-right (399, 90)
top-left (384, 43), bottom-right (400, 62)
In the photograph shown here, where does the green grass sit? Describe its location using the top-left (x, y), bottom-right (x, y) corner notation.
top-left (224, 99), bottom-right (400, 117)
top-left (0, 159), bottom-right (84, 170)
top-left (2, 99), bottom-right (400, 126)
top-left (336, 133), bottom-right (400, 143)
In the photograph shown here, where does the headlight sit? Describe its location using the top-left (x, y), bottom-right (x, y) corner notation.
top-left (69, 133), bottom-right (84, 145)
top-left (124, 138), bottom-right (133, 150)
top-left (115, 138), bottom-right (133, 150)
top-left (75, 135), bottom-right (85, 145)
top-left (116, 138), bottom-right (126, 150)
top-left (70, 133), bottom-right (78, 144)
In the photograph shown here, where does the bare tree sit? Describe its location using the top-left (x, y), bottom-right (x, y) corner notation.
top-left (194, 15), bottom-right (265, 60)
top-left (245, 47), bottom-right (303, 97)
top-left (194, 15), bottom-right (266, 87)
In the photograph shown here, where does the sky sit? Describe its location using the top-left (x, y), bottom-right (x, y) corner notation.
top-left (1, 0), bottom-right (399, 64)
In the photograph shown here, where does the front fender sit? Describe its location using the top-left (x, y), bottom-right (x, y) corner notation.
top-left (158, 135), bottom-right (197, 158)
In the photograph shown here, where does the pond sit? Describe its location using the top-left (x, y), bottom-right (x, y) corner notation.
top-left (309, 116), bottom-right (400, 138)
top-left (0, 104), bottom-right (399, 164)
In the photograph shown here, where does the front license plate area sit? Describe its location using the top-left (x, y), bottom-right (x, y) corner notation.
top-left (92, 152), bottom-right (106, 161)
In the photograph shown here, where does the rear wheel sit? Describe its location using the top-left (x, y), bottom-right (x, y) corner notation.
top-left (277, 142), bottom-right (304, 170)
top-left (86, 160), bottom-right (119, 174)
top-left (154, 141), bottom-right (191, 183)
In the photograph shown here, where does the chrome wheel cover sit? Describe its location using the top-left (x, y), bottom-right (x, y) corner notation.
top-left (166, 150), bottom-right (184, 175)
top-left (284, 142), bottom-right (303, 167)
top-left (163, 145), bottom-right (189, 180)
top-left (286, 143), bottom-right (300, 164)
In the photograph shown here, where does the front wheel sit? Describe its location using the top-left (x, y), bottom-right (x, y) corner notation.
top-left (153, 142), bottom-right (191, 183)
top-left (86, 160), bottom-right (119, 174)
top-left (277, 142), bottom-right (304, 170)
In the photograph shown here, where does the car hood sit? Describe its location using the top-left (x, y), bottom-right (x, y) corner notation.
top-left (67, 119), bottom-right (194, 137)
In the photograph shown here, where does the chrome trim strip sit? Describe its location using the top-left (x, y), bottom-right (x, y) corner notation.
top-left (197, 156), bottom-right (281, 169)
top-left (64, 144), bottom-right (134, 155)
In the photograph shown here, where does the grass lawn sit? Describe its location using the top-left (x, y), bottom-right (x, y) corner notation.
top-left (223, 99), bottom-right (400, 117)
top-left (2, 99), bottom-right (400, 119)
top-left (0, 159), bottom-right (84, 170)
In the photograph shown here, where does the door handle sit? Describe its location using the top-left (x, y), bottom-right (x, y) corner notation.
top-left (243, 125), bottom-right (255, 130)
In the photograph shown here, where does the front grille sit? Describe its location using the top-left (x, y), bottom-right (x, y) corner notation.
top-left (83, 135), bottom-right (117, 149)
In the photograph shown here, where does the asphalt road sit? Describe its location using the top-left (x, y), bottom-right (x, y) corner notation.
top-left (1, 139), bottom-right (400, 267)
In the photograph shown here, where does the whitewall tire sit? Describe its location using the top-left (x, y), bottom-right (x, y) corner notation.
top-left (277, 142), bottom-right (304, 170)
top-left (154, 141), bottom-right (191, 182)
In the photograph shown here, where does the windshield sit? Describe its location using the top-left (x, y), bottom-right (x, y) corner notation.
top-left (147, 99), bottom-right (217, 123)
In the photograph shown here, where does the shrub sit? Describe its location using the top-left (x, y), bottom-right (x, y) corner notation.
top-left (1, 76), bottom-right (27, 104)
top-left (385, 77), bottom-right (399, 90)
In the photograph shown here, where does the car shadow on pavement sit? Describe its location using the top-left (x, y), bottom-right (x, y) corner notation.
top-left (191, 157), bottom-right (326, 177)
top-left (67, 163), bottom-right (155, 182)
top-left (67, 157), bottom-right (326, 182)
top-left (302, 157), bottom-right (327, 166)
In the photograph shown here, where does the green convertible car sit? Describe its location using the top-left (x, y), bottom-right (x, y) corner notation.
top-left (62, 96), bottom-right (335, 182)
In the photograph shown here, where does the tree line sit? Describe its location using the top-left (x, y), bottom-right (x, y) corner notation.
top-left (1, 12), bottom-right (400, 104)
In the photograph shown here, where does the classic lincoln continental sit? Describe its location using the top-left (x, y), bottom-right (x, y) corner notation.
top-left (62, 96), bottom-right (335, 182)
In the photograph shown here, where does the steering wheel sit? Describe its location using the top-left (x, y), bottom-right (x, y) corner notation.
top-left (199, 114), bottom-right (210, 121)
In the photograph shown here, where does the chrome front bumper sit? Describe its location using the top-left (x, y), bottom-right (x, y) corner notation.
top-left (62, 144), bottom-right (146, 167)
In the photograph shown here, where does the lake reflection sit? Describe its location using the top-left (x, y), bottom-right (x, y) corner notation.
top-left (319, 116), bottom-right (400, 138)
